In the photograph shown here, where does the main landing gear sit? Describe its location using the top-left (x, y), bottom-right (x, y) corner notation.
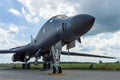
top-left (22, 56), bottom-right (30, 69)
top-left (42, 62), bottom-right (50, 70)
top-left (51, 41), bottom-right (63, 74)
top-left (53, 66), bottom-right (62, 73)
top-left (22, 63), bottom-right (30, 69)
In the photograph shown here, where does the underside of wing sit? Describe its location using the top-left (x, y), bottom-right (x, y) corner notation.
top-left (61, 51), bottom-right (116, 59)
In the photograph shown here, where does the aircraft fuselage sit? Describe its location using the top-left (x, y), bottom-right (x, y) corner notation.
top-left (14, 14), bottom-right (95, 57)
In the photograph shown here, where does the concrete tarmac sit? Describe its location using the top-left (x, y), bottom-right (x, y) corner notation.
top-left (0, 69), bottom-right (120, 80)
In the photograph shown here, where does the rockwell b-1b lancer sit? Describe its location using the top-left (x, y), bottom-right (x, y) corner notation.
top-left (0, 14), bottom-right (115, 73)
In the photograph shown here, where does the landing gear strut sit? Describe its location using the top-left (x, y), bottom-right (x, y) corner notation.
top-left (42, 62), bottom-right (50, 70)
top-left (51, 41), bottom-right (62, 73)
top-left (22, 56), bottom-right (30, 69)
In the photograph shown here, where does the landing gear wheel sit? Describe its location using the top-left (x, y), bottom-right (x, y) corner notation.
top-left (22, 64), bottom-right (25, 69)
top-left (47, 63), bottom-right (50, 69)
top-left (43, 63), bottom-right (47, 69)
top-left (53, 66), bottom-right (56, 73)
top-left (27, 63), bottom-right (30, 69)
top-left (58, 66), bottom-right (62, 73)
top-left (22, 63), bottom-right (30, 69)
top-left (41, 63), bottom-right (47, 71)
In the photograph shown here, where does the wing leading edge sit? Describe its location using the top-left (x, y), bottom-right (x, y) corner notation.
top-left (61, 51), bottom-right (116, 59)
top-left (0, 46), bottom-right (25, 54)
top-left (0, 50), bottom-right (15, 54)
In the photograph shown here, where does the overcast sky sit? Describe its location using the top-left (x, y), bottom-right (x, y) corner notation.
top-left (0, 0), bottom-right (120, 63)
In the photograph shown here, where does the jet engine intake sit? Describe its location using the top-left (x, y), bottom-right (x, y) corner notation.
top-left (12, 53), bottom-right (25, 62)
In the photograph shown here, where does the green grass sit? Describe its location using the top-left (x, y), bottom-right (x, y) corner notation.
top-left (60, 63), bottom-right (120, 70)
top-left (92, 63), bottom-right (120, 70)
top-left (0, 63), bottom-right (120, 70)
top-left (60, 63), bottom-right (91, 69)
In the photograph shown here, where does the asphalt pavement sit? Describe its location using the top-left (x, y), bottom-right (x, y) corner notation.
top-left (0, 69), bottom-right (119, 80)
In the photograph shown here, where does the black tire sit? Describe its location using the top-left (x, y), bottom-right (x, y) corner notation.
top-left (53, 66), bottom-right (56, 73)
top-left (58, 66), bottom-right (62, 73)
top-left (43, 63), bottom-right (47, 69)
top-left (43, 63), bottom-right (45, 69)
top-left (47, 63), bottom-right (50, 69)
top-left (27, 63), bottom-right (30, 69)
top-left (22, 64), bottom-right (25, 69)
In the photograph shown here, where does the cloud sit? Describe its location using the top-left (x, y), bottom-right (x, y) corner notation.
top-left (17, 0), bottom-right (120, 34)
top-left (78, 0), bottom-right (120, 35)
top-left (21, 7), bottom-right (39, 23)
top-left (0, 54), bottom-right (13, 63)
top-left (0, 25), bottom-right (26, 49)
top-left (0, 23), bottom-right (27, 63)
top-left (61, 31), bottom-right (120, 62)
top-left (9, 26), bottom-right (19, 34)
top-left (17, 0), bottom-right (79, 23)
top-left (68, 31), bottom-right (120, 58)
top-left (0, 22), bottom-right (27, 36)
top-left (8, 8), bottom-right (21, 16)
top-left (0, 2), bottom-right (3, 6)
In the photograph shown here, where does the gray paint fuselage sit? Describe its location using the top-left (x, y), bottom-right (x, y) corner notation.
top-left (15, 14), bottom-right (95, 57)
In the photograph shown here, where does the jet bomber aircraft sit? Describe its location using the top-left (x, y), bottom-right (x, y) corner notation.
top-left (0, 14), bottom-right (115, 73)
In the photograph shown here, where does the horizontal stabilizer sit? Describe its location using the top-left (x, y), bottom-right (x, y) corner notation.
top-left (61, 51), bottom-right (116, 59)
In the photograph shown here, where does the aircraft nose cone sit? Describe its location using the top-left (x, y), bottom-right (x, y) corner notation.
top-left (71, 14), bottom-right (95, 36)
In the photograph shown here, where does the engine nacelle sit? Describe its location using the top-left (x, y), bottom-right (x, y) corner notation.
top-left (12, 53), bottom-right (25, 62)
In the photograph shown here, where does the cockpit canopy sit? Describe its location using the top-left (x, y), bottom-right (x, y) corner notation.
top-left (49, 15), bottom-right (67, 23)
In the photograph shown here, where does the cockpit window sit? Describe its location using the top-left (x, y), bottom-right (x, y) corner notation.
top-left (55, 15), bottom-right (67, 20)
top-left (49, 15), bottom-right (67, 23)
top-left (56, 15), bottom-right (67, 19)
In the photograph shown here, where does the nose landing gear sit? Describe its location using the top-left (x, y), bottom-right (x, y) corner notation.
top-left (49, 41), bottom-right (64, 76)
